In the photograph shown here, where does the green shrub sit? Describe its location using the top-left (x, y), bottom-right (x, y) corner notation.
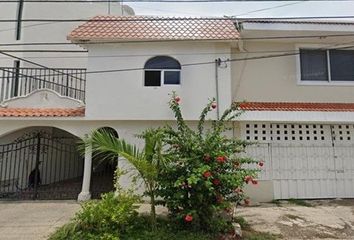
top-left (75, 192), bottom-right (139, 234)
top-left (157, 93), bottom-right (260, 232)
top-left (49, 190), bottom-right (140, 240)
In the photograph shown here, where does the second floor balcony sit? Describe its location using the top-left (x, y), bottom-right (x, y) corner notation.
top-left (0, 67), bottom-right (86, 104)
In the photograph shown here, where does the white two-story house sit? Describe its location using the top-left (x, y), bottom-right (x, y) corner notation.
top-left (0, 16), bottom-right (353, 202)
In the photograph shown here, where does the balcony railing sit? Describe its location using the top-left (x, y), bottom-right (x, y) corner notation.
top-left (0, 67), bottom-right (86, 103)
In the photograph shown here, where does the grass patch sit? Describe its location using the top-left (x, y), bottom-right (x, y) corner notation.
top-left (287, 198), bottom-right (312, 207)
top-left (49, 216), bottom-right (215, 240)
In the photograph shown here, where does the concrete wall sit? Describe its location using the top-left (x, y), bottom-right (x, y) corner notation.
top-left (85, 41), bottom-right (232, 120)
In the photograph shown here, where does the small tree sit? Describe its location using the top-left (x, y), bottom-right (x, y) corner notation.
top-left (81, 128), bottom-right (165, 229)
top-left (158, 93), bottom-right (260, 233)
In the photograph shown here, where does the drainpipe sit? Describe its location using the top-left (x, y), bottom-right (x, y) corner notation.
top-left (215, 59), bottom-right (220, 120)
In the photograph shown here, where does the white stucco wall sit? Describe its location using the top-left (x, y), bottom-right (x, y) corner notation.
top-left (84, 41), bottom-right (232, 120)
top-left (231, 40), bottom-right (354, 103)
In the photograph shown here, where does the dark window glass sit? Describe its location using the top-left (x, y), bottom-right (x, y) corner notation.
top-left (329, 50), bottom-right (354, 81)
top-left (145, 56), bottom-right (181, 69)
top-left (300, 49), bottom-right (328, 81)
top-left (144, 71), bottom-right (161, 86)
top-left (164, 71), bottom-right (180, 85)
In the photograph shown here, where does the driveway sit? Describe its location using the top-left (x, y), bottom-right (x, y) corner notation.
top-left (0, 201), bottom-right (80, 240)
top-left (238, 199), bottom-right (354, 239)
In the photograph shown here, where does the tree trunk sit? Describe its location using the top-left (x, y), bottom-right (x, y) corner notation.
top-left (149, 186), bottom-right (157, 230)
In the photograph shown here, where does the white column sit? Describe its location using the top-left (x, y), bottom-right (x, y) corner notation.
top-left (78, 143), bottom-right (92, 201)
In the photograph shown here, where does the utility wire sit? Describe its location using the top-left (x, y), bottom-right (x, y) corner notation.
top-left (1, 0), bottom-right (354, 2)
top-left (0, 50), bottom-right (88, 53)
top-left (0, 51), bottom-right (85, 81)
top-left (0, 50), bottom-right (302, 59)
top-left (1, 33), bottom-right (354, 47)
top-left (234, 0), bottom-right (306, 16)
top-left (1, 16), bottom-right (354, 22)
top-left (2, 43), bottom-right (354, 78)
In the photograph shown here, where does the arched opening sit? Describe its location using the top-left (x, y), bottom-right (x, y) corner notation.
top-left (0, 126), bottom-right (83, 200)
top-left (90, 127), bottom-right (119, 199)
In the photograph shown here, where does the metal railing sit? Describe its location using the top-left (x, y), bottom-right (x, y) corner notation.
top-left (0, 67), bottom-right (86, 103)
top-left (0, 133), bottom-right (84, 200)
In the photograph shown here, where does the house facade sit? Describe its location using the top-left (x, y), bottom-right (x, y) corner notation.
top-left (0, 16), bottom-right (353, 202)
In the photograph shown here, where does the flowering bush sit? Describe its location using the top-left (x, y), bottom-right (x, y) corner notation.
top-left (158, 93), bottom-right (260, 233)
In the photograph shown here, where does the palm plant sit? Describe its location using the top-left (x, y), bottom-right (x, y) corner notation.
top-left (80, 128), bottom-right (166, 229)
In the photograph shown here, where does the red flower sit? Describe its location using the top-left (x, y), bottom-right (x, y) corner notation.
top-left (174, 96), bottom-right (181, 103)
top-left (211, 102), bottom-right (217, 109)
top-left (212, 178), bottom-right (221, 186)
top-left (234, 187), bottom-right (243, 194)
top-left (184, 214), bottom-right (193, 222)
top-left (203, 171), bottom-right (212, 178)
top-left (244, 175), bottom-right (253, 184)
top-left (252, 179), bottom-right (258, 185)
top-left (216, 156), bottom-right (226, 163)
top-left (258, 161), bottom-right (264, 167)
top-left (216, 195), bottom-right (223, 203)
top-left (203, 154), bottom-right (211, 162)
top-left (244, 198), bottom-right (250, 205)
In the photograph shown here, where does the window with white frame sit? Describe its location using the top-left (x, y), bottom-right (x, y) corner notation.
top-left (144, 56), bottom-right (181, 87)
top-left (300, 49), bottom-right (354, 82)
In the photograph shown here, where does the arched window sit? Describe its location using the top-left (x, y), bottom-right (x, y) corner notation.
top-left (144, 56), bottom-right (181, 87)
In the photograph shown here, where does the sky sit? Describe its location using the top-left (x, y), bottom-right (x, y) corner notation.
top-left (126, 1), bottom-right (354, 19)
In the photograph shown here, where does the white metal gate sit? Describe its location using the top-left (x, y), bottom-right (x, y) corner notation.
top-left (241, 123), bottom-right (354, 199)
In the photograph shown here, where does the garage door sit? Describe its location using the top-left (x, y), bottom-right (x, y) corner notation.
top-left (241, 123), bottom-right (354, 199)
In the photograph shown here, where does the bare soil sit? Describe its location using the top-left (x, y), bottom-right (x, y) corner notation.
top-left (237, 199), bottom-right (354, 240)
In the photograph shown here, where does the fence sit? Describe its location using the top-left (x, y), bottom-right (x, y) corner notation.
top-left (0, 67), bottom-right (86, 103)
top-left (245, 143), bottom-right (354, 199)
top-left (0, 134), bottom-right (84, 200)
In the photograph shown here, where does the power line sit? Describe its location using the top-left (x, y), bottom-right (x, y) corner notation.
top-left (1, 15), bottom-right (354, 22)
top-left (3, 43), bottom-right (354, 78)
top-left (234, 0), bottom-right (306, 16)
top-left (0, 51), bottom-right (85, 81)
top-left (0, 50), bottom-right (301, 59)
top-left (0, 50), bottom-right (87, 53)
top-left (1, 0), bottom-right (354, 2)
top-left (1, 33), bottom-right (354, 47)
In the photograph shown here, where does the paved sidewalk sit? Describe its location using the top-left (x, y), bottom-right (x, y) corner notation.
top-left (0, 201), bottom-right (80, 240)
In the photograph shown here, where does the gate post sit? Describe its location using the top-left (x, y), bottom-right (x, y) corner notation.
top-left (33, 133), bottom-right (41, 200)
top-left (78, 141), bottom-right (92, 201)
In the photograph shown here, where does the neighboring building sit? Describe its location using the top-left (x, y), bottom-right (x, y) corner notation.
top-left (233, 20), bottom-right (354, 201)
top-left (0, 16), bottom-right (353, 201)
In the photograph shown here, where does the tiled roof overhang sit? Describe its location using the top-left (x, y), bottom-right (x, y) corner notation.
top-left (238, 102), bottom-right (354, 112)
top-left (0, 107), bottom-right (85, 117)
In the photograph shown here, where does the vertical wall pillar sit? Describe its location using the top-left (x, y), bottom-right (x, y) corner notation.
top-left (78, 142), bottom-right (92, 201)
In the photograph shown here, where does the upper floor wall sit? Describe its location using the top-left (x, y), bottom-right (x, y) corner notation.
top-left (232, 27), bottom-right (354, 103)
top-left (84, 42), bottom-right (232, 120)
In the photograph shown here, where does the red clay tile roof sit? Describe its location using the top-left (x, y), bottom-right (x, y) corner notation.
top-left (0, 107), bottom-right (85, 117)
top-left (238, 19), bottom-right (354, 26)
top-left (238, 102), bottom-right (354, 112)
top-left (68, 15), bottom-right (239, 42)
